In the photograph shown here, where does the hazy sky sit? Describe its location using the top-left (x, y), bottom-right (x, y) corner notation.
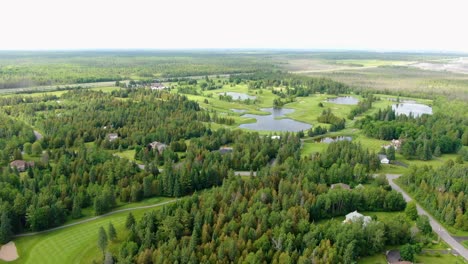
top-left (1, 0), bottom-right (468, 52)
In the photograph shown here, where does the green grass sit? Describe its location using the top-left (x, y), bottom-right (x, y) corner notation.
top-left (415, 252), bottom-right (467, 264)
top-left (358, 253), bottom-right (387, 264)
top-left (286, 94), bottom-right (358, 124)
top-left (360, 251), bottom-right (467, 264)
top-left (2, 198), bottom-right (176, 264)
top-left (301, 142), bottom-right (328, 157)
top-left (113, 149), bottom-right (136, 161)
top-left (463, 240), bottom-right (468, 248)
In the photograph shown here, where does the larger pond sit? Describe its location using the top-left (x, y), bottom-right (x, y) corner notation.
top-left (392, 103), bottom-right (432, 117)
top-left (314, 136), bottom-right (352, 143)
top-left (239, 108), bottom-right (312, 132)
top-left (220, 92), bottom-right (256, 100)
top-left (327, 96), bottom-right (359, 105)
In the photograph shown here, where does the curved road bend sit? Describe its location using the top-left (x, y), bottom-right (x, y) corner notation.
top-left (15, 199), bottom-right (179, 238)
top-left (386, 174), bottom-right (468, 260)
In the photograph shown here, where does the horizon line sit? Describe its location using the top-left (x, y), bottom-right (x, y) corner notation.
top-left (0, 48), bottom-right (467, 55)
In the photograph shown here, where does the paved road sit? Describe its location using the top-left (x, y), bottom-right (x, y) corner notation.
top-left (15, 199), bottom-right (178, 237)
top-left (386, 174), bottom-right (468, 261)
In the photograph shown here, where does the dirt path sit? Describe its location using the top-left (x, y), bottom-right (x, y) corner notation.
top-left (386, 174), bottom-right (468, 261)
top-left (15, 198), bottom-right (178, 238)
top-left (0, 242), bottom-right (19, 262)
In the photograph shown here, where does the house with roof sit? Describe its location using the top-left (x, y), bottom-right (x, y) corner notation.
top-left (343, 210), bottom-right (372, 226)
top-left (148, 141), bottom-right (167, 154)
top-left (107, 133), bottom-right (119, 142)
top-left (150, 83), bottom-right (166, 90)
top-left (10, 160), bottom-right (35, 172)
top-left (378, 154), bottom-right (390, 164)
top-left (218, 146), bottom-right (233, 154)
top-left (330, 183), bottom-right (351, 190)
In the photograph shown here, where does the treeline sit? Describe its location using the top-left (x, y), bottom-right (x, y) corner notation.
top-left (136, 130), bottom-right (302, 197)
top-left (236, 71), bottom-right (350, 95)
top-left (0, 52), bottom-right (271, 89)
top-left (357, 107), bottom-right (466, 160)
top-left (3, 89), bottom-right (212, 150)
top-left (0, 147), bottom-right (150, 238)
top-left (0, 113), bottom-right (36, 165)
top-left (109, 142), bottom-right (407, 263)
top-left (348, 94), bottom-right (376, 120)
top-left (399, 163), bottom-right (468, 230)
top-left (0, 129), bottom-right (298, 239)
top-left (317, 108), bottom-right (346, 131)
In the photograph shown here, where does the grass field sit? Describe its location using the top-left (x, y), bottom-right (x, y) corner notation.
top-left (359, 252), bottom-right (467, 264)
top-left (1, 197), bottom-right (175, 264)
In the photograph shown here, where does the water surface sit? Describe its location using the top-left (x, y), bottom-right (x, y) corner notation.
top-left (327, 96), bottom-right (359, 105)
top-left (220, 92), bottom-right (256, 100)
top-left (315, 136), bottom-right (352, 143)
top-left (392, 103), bottom-right (432, 117)
top-left (239, 108), bottom-right (311, 132)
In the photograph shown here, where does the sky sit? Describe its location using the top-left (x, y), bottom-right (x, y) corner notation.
top-left (1, 0), bottom-right (468, 52)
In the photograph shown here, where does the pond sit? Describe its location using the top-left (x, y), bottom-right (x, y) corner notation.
top-left (327, 96), bottom-right (359, 105)
top-left (220, 92), bottom-right (256, 100)
top-left (314, 136), bottom-right (352, 143)
top-left (239, 108), bottom-right (312, 132)
top-left (392, 103), bottom-right (432, 117)
top-left (231, 109), bottom-right (246, 113)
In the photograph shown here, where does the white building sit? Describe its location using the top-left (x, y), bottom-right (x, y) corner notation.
top-left (150, 83), bottom-right (166, 90)
top-left (343, 211), bottom-right (372, 226)
top-left (378, 154), bottom-right (390, 164)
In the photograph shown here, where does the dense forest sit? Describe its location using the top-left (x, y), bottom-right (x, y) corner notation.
top-left (107, 141), bottom-right (410, 264)
top-left (0, 88), bottom-right (306, 243)
top-left (357, 106), bottom-right (466, 160)
top-left (0, 51), bottom-right (273, 89)
top-left (399, 163), bottom-right (468, 230)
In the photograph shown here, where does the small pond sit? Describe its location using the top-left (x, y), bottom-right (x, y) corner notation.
top-left (220, 92), bottom-right (256, 100)
top-left (314, 136), bottom-right (352, 143)
top-left (327, 96), bottom-right (359, 105)
top-left (392, 103), bottom-right (432, 117)
top-left (231, 109), bottom-right (246, 113)
top-left (239, 108), bottom-right (311, 132)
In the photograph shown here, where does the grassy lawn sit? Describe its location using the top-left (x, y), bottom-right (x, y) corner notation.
top-left (301, 142), bottom-right (328, 157)
top-left (415, 252), bottom-right (467, 264)
top-left (113, 149), bottom-right (136, 161)
top-left (286, 94), bottom-right (359, 124)
top-left (2, 198), bottom-right (176, 264)
top-left (463, 240), bottom-right (468, 248)
top-left (358, 253), bottom-right (387, 264)
top-left (360, 252), bottom-right (467, 264)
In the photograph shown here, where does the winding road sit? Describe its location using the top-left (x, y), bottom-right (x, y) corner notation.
top-left (386, 174), bottom-right (468, 260)
top-left (15, 199), bottom-right (178, 238)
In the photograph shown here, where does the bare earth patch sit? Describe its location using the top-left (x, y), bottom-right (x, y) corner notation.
top-left (0, 242), bottom-right (19, 262)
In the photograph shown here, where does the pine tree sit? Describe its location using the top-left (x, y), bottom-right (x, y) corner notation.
top-left (98, 226), bottom-right (108, 255)
top-left (72, 197), bottom-right (81, 219)
top-left (125, 212), bottom-right (136, 229)
top-left (0, 212), bottom-right (12, 244)
top-left (108, 222), bottom-right (117, 241)
top-left (386, 146), bottom-right (396, 160)
top-left (433, 145), bottom-right (441, 157)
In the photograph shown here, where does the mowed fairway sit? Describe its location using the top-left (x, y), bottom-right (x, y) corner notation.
top-left (3, 198), bottom-right (176, 264)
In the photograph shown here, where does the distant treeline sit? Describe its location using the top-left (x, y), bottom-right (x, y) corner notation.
top-left (0, 52), bottom-right (273, 89)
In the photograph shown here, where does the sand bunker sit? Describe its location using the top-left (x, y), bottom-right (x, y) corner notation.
top-left (0, 242), bottom-right (19, 262)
